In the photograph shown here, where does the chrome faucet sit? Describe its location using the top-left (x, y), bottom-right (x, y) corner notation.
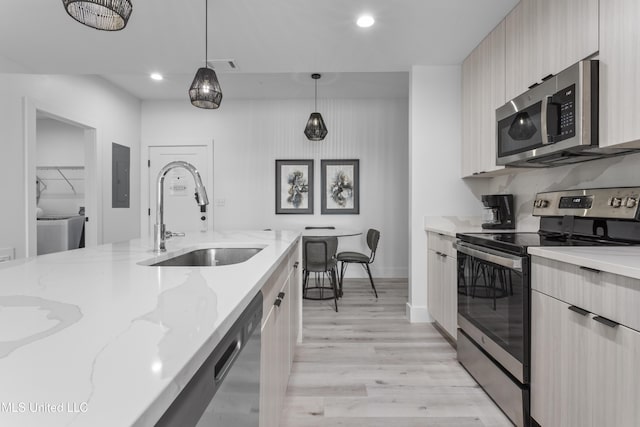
top-left (154, 161), bottom-right (209, 252)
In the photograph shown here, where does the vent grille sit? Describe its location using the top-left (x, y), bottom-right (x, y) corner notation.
top-left (206, 59), bottom-right (239, 72)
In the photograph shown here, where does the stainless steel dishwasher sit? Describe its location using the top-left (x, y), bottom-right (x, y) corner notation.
top-left (156, 291), bottom-right (262, 427)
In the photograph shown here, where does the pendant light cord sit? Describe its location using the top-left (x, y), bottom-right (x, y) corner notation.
top-left (205, 0), bottom-right (208, 67)
top-left (315, 79), bottom-right (318, 111)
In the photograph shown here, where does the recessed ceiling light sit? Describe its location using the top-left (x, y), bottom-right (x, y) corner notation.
top-left (150, 73), bottom-right (163, 81)
top-left (356, 15), bottom-right (375, 28)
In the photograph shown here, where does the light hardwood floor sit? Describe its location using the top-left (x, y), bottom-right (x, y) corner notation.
top-left (281, 278), bottom-right (513, 427)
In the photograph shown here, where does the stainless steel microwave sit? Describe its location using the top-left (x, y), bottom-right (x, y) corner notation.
top-left (496, 60), bottom-right (601, 167)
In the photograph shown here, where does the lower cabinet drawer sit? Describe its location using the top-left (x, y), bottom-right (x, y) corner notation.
top-left (531, 256), bottom-right (640, 333)
top-left (427, 232), bottom-right (456, 258)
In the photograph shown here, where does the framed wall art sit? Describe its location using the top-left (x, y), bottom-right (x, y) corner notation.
top-left (275, 159), bottom-right (314, 214)
top-left (321, 159), bottom-right (359, 214)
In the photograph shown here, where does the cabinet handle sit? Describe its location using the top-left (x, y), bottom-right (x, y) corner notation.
top-left (568, 305), bottom-right (590, 316)
top-left (278, 292), bottom-right (286, 300)
top-left (274, 298), bottom-right (282, 307)
top-left (593, 316), bottom-right (619, 328)
top-left (541, 73), bottom-right (554, 81)
top-left (579, 266), bottom-right (601, 274)
top-left (293, 261), bottom-right (299, 269)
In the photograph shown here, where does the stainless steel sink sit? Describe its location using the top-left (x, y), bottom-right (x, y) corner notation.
top-left (147, 248), bottom-right (263, 267)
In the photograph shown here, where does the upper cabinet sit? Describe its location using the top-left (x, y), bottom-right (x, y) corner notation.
top-left (462, 0), bottom-right (600, 177)
top-left (599, 0), bottom-right (640, 149)
top-left (505, 0), bottom-right (599, 101)
top-left (461, 21), bottom-right (506, 178)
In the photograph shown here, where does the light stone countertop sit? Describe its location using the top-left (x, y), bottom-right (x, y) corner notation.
top-left (528, 246), bottom-right (640, 280)
top-left (423, 215), bottom-right (539, 237)
top-left (423, 216), bottom-right (485, 237)
top-left (0, 230), bottom-right (299, 427)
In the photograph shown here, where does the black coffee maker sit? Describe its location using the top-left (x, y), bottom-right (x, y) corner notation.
top-left (481, 194), bottom-right (515, 229)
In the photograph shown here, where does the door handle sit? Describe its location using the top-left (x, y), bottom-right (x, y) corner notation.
top-left (278, 292), bottom-right (286, 300)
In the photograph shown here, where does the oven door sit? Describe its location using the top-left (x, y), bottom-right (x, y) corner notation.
top-left (455, 241), bottom-right (530, 383)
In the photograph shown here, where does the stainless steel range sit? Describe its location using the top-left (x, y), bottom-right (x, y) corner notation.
top-left (455, 187), bottom-right (640, 427)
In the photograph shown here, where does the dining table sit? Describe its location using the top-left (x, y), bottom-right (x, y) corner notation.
top-left (300, 228), bottom-right (362, 238)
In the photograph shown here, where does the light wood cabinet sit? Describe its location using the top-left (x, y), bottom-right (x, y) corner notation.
top-left (259, 241), bottom-right (300, 427)
top-left (531, 257), bottom-right (640, 427)
top-left (599, 0), bottom-right (640, 149)
top-left (505, 0), bottom-right (599, 101)
top-left (461, 21), bottom-right (506, 178)
top-left (427, 232), bottom-right (457, 339)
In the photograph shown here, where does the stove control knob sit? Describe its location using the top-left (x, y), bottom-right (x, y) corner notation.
top-left (626, 197), bottom-right (637, 208)
top-left (534, 199), bottom-right (541, 208)
top-left (540, 199), bottom-right (549, 208)
top-left (612, 197), bottom-right (622, 208)
top-left (607, 197), bottom-right (614, 206)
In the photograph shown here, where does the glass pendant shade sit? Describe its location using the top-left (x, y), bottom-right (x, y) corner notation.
top-left (189, 67), bottom-right (223, 109)
top-left (304, 73), bottom-right (327, 141)
top-left (304, 112), bottom-right (328, 141)
top-left (62, 0), bottom-right (132, 31)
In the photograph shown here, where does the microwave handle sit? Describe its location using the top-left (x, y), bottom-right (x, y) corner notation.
top-left (540, 95), bottom-right (552, 145)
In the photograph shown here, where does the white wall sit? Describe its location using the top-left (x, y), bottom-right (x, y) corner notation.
top-left (141, 97), bottom-right (409, 278)
top-left (408, 66), bottom-right (488, 322)
top-left (0, 74), bottom-right (141, 258)
top-left (36, 118), bottom-right (85, 216)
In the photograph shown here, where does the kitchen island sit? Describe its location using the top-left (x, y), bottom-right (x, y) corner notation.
top-left (0, 230), bottom-right (300, 427)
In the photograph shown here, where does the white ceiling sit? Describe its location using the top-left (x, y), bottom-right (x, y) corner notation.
top-left (0, 0), bottom-right (518, 100)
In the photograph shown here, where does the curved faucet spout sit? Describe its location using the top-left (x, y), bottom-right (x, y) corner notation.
top-left (154, 161), bottom-right (209, 252)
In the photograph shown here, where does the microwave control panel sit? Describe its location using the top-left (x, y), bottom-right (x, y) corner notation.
top-left (550, 84), bottom-right (576, 143)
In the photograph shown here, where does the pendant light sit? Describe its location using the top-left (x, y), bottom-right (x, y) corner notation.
top-left (62, 0), bottom-right (133, 31)
top-left (189, 0), bottom-right (223, 109)
top-left (304, 74), bottom-right (328, 141)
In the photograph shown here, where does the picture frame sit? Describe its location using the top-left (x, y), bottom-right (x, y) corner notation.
top-left (321, 159), bottom-right (359, 215)
top-left (275, 159), bottom-right (314, 214)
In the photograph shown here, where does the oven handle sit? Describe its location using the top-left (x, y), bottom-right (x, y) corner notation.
top-left (453, 241), bottom-right (523, 272)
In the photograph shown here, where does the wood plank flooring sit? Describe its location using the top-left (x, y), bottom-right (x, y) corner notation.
top-left (281, 278), bottom-right (513, 427)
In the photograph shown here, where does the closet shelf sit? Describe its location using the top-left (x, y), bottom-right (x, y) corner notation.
top-left (36, 166), bottom-right (84, 194)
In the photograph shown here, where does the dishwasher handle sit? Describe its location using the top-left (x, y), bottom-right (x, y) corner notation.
top-left (214, 334), bottom-right (242, 383)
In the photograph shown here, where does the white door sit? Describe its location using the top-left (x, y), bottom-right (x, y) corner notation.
top-left (148, 145), bottom-right (212, 235)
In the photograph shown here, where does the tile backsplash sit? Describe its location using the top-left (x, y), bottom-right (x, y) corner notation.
top-left (488, 152), bottom-right (640, 227)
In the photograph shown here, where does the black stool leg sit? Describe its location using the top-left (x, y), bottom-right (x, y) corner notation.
top-left (364, 263), bottom-right (378, 298)
top-left (302, 270), bottom-right (309, 297)
top-left (330, 267), bottom-right (339, 312)
top-left (339, 261), bottom-right (348, 297)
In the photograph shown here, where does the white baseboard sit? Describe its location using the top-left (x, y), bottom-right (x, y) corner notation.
top-left (405, 303), bottom-right (433, 323)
